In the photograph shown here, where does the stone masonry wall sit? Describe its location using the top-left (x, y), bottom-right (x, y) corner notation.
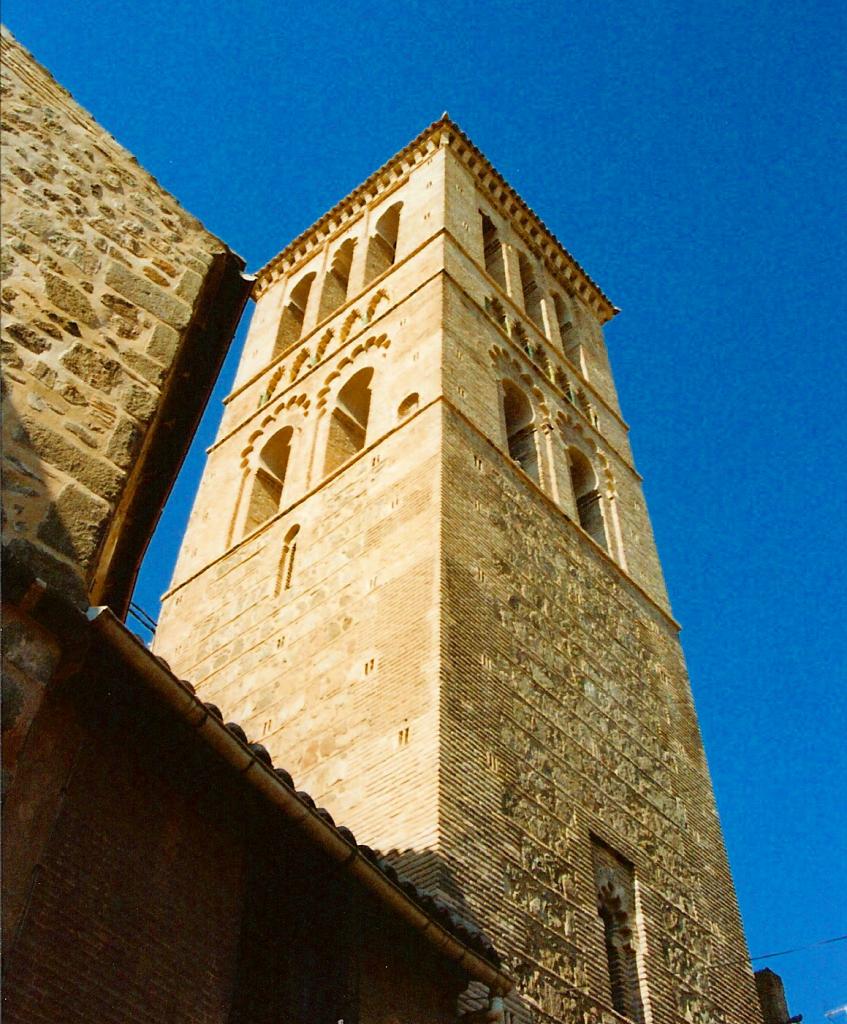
top-left (167, 236), bottom-right (447, 588)
top-left (152, 121), bottom-right (763, 1022)
top-left (154, 211), bottom-right (450, 870)
top-left (440, 147), bottom-right (669, 611)
top-left (1, 28), bottom-right (245, 605)
top-left (441, 148), bottom-right (623, 421)
top-left (155, 406), bottom-right (445, 874)
top-left (439, 402), bottom-right (762, 1022)
top-left (440, 267), bottom-right (669, 614)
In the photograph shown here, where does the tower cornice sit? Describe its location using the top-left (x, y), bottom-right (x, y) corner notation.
top-left (254, 116), bottom-right (619, 323)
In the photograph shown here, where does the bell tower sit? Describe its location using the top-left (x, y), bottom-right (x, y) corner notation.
top-left (154, 118), bottom-right (764, 1022)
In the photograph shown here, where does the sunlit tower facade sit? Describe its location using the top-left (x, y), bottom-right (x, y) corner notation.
top-left (155, 118), bottom-right (763, 1022)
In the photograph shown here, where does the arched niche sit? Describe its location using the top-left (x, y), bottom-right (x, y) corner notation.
top-left (502, 379), bottom-right (540, 485)
top-left (324, 366), bottom-right (374, 474)
top-left (244, 425), bottom-right (294, 535)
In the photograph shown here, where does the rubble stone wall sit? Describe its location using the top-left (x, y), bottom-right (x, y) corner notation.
top-left (1, 28), bottom-right (246, 606)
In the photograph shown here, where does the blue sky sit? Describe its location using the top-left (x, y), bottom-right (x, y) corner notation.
top-left (7, 0), bottom-right (845, 1013)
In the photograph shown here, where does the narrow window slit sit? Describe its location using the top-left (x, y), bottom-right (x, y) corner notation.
top-left (274, 524), bottom-right (300, 596)
top-left (591, 838), bottom-right (647, 1023)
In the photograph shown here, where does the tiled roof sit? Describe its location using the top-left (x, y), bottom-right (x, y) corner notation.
top-left (3, 483), bottom-right (512, 996)
top-left (187, 689), bottom-right (503, 967)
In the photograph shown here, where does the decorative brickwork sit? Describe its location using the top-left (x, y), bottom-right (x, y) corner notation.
top-left (591, 841), bottom-right (646, 1023)
top-left (154, 121), bottom-right (765, 1021)
top-left (2, 558), bottom-right (504, 1023)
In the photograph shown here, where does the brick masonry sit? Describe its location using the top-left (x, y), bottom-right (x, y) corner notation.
top-left (154, 123), bottom-right (765, 1021)
top-left (1, 42), bottom-right (506, 1022)
top-left (1, 596), bottom-right (473, 1024)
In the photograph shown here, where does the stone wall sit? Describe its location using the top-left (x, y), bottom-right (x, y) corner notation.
top-left (155, 222), bottom-right (449, 860)
top-left (152, 119), bottom-right (763, 1022)
top-left (0, 28), bottom-right (249, 610)
top-left (440, 146), bottom-right (670, 611)
top-left (440, 402), bottom-right (762, 1021)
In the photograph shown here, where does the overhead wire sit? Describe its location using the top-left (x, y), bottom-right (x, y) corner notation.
top-left (128, 601), bottom-right (158, 633)
top-left (708, 932), bottom-right (847, 970)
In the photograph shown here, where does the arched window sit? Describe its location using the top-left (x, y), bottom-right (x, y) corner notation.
top-left (565, 341), bottom-right (585, 376)
top-left (592, 840), bottom-right (646, 1024)
top-left (275, 273), bottom-right (315, 357)
top-left (568, 446), bottom-right (607, 549)
top-left (561, 298), bottom-right (589, 377)
top-left (552, 292), bottom-right (571, 340)
top-left (364, 203), bottom-right (402, 285)
top-left (517, 252), bottom-right (544, 332)
top-left (502, 380), bottom-right (539, 485)
top-left (275, 523), bottom-right (300, 596)
top-left (480, 212), bottom-right (507, 290)
top-left (317, 239), bottom-right (356, 321)
top-left (244, 427), bottom-right (293, 535)
top-left (324, 367), bottom-right (374, 474)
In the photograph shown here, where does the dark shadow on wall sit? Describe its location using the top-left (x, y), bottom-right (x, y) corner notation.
top-left (380, 846), bottom-right (537, 1022)
top-left (383, 846), bottom-right (483, 925)
top-left (1, 377), bottom-right (89, 607)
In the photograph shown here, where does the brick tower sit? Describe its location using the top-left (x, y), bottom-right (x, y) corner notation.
top-left (154, 118), bottom-right (764, 1022)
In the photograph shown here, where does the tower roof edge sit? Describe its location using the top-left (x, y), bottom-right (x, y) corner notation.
top-left (254, 116), bottom-right (618, 322)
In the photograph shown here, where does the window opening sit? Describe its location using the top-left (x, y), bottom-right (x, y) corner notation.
top-left (480, 212), bottom-right (507, 289)
top-left (275, 523), bottom-right (300, 596)
top-left (364, 203), bottom-right (402, 285)
top-left (502, 380), bottom-right (540, 485)
top-left (553, 292), bottom-right (572, 339)
top-left (317, 239), bottom-right (356, 321)
top-left (565, 341), bottom-right (586, 376)
top-left (517, 251), bottom-right (544, 331)
top-left (275, 272), bottom-right (315, 357)
top-left (568, 446), bottom-right (607, 549)
top-left (591, 839), bottom-right (646, 1023)
top-left (324, 367), bottom-right (374, 474)
top-left (397, 392), bottom-right (419, 418)
top-left (244, 427), bottom-right (293, 536)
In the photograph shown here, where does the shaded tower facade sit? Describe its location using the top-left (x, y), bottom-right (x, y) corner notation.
top-left (154, 119), bottom-right (763, 1022)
